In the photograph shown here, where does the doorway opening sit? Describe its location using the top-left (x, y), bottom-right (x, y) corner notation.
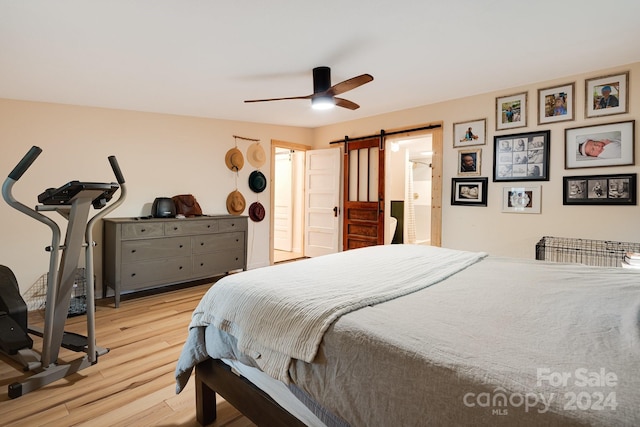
top-left (270, 140), bottom-right (310, 264)
top-left (384, 126), bottom-right (442, 247)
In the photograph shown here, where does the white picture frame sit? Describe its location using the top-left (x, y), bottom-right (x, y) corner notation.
top-left (564, 120), bottom-right (635, 169)
top-left (453, 118), bottom-right (486, 147)
top-left (502, 185), bottom-right (541, 214)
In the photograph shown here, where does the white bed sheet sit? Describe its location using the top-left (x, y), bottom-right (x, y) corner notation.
top-left (221, 358), bottom-right (328, 427)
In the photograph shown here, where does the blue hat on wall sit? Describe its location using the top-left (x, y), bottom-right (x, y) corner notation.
top-left (248, 170), bottom-right (267, 193)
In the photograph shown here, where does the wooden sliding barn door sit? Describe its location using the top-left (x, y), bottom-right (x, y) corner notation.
top-left (343, 136), bottom-right (385, 250)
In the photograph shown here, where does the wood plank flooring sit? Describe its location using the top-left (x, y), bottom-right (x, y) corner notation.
top-left (0, 282), bottom-right (256, 426)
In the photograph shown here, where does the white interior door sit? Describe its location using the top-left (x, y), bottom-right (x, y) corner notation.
top-left (274, 152), bottom-right (293, 251)
top-left (304, 147), bottom-right (341, 257)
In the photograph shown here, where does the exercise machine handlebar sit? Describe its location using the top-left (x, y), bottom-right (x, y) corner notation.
top-left (108, 155), bottom-right (125, 185)
top-left (8, 146), bottom-right (43, 181)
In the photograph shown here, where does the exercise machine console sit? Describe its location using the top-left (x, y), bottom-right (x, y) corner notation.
top-left (0, 146), bottom-right (126, 398)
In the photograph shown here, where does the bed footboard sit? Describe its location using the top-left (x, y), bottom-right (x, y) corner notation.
top-left (195, 359), bottom-right (307, 427)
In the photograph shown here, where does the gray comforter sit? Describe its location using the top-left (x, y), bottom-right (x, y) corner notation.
top-left (177, 246), bottom-right (640, 426)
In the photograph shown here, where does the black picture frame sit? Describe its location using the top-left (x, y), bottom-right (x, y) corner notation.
top-left (493, 130), bottom-right (550, 182)
top-left (451, 177), bottom-right (488, 206)
top-left (563, 173), bottom-right (636, 205)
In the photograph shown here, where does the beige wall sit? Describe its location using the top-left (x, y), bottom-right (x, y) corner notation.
top-left (312, 62), bottom-right (640, 258)
top-left (0, 100), bottom-right (312, 293)
top-left (2, 61), bottom-right (638, 294)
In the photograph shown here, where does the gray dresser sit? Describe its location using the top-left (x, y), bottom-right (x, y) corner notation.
top-left (103, 215), bottom-right (247, 307)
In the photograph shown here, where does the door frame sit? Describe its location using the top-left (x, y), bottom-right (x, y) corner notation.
top-left (269, 139), bottom-right (312, 265)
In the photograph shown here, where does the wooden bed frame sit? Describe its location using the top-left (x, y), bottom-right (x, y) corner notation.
top-left (195, 358), bottom-right (307, 427)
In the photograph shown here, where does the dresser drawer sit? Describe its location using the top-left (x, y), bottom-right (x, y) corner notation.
top-left (165, 219), bottom-right (218, 236)
top-left (103, 215), bottom-right (247, 307)
top-left (192, 232), bottom-right (244, 254)
top-left (121, 236), bottom-right (191, 262)
top-left (193, 249), bottom-right (245, 277)
top-left (121, 256), bottom-right (192, 288)
top-left (121, 222), bottom-right (164, 239)
top-left (218, 218), bottom-right (247, 232)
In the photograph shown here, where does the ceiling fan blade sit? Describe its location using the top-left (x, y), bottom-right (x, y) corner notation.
top-left (335, 97), bottom-right (360, 110)
top-left (244, 94), bottom-right (312, 103)
top-left (328, 74), bottom-right (373, 97)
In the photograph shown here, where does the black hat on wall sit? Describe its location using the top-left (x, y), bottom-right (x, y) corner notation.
top-left (249, 170), bottom-right (267, 193)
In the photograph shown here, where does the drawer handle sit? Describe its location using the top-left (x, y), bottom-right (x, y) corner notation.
top-left (235, 239), bottom-right (239, 242)
top-left (179, 266), bottom-right (183, 270)
top-left (141, 228), bottom-right (146, 233)
top-left (174, 227), bottom-right (178, 231)
top-left (200, 262), bottom-right (204, 266)
top-left (207, 224), bottom-right (211, 228)
top-left (131, 273), bottom-right (136, 277)
top-left (235, 257), bottom-right (239, 261)
top-left (131, 249), bottom-right (137, 253)
top-left (200, 242), bottom-right (204, 246)
top-left (179, 244), bottom-right (183, 248)
top-left (231, 223), bottom-right (235, 227)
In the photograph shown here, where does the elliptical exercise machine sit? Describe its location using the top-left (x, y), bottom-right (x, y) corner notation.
top-left (0, 146), bottom-right (126, 398)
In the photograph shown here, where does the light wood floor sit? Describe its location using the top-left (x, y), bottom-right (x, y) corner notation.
top-left (0, 283), bottom-right (256, 427)
top-left (273, 250), bottom-right (304, 264)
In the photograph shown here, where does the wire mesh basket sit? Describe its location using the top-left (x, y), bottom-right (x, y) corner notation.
top-left (24, 268), bottom-right (87, 316)
top-left (535, 236), bottom-right (640, 267)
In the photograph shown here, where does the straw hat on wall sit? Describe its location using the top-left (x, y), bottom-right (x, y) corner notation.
top-left (247, 142), bottom-right (266, 168)
top-left (226, 190), bottom-right (246, 215)
top-left (225, 147), bottom-right (244, 171)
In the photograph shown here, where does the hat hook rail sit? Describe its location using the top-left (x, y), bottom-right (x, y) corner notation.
top-left (232, 135), bottom-right (260, 143)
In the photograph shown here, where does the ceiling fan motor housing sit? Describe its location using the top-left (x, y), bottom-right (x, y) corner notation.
top-left (313, 66), bottom-right (332, 93)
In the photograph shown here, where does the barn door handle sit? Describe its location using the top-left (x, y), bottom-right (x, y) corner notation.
top-left (333, 206), bottom-right (338, 217)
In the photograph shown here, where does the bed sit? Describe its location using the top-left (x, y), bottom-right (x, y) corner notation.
top-left (175, 244), bottom-right (640, 426)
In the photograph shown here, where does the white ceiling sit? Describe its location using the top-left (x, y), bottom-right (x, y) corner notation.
top-left (1, 1), bottom-right (639, 129)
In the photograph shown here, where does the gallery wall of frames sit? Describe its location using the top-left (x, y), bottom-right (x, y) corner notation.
top-left (451, 71), bottom-right (635, 213)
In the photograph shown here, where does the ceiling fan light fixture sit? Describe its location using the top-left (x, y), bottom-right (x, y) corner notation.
top-left (311, 96), bottom-right (335, 110)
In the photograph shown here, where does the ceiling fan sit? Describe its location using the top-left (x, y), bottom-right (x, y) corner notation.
top-left (244, 66), bottom-right (373, 110)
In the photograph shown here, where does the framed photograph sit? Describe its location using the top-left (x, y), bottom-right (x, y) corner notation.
top-left (502, 185), bottom-right (541, 213)
top-left (538, 82), bottom-right (574, 124)
top-left (565, 120), bottom-right (635, 169)
top-left (453, 118), bottom-right (486, 147)
top-left (493, 130), bottom-right (550, 182)
top-left (496, 92), bottom-right (527, 130)
top-left (458, 148), bottom-right (481, 176)
top-left (585, 71), bottom-right (628, 118)
top-left (563, 173), bottom-right (636, 205)
top-left (451, 177), bottom-right (488, 206)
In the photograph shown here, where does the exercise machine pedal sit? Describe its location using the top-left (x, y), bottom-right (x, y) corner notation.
top-left (28, 325), bottom-right (88, 352)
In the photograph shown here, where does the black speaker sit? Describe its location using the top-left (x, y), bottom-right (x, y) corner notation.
top-left (152, 197), bottom-right (176, 218)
